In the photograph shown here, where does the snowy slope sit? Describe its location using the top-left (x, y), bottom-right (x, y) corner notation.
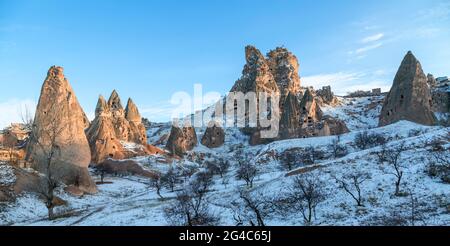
top-left (1, 95), bottom-right (449, 226)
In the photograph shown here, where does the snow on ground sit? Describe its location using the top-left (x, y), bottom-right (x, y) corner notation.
top-left (1, 95), bottom-right (449, 226)
top-left (0, 163), bottom-right (16, 186)
top-left (322, 96), bottom-right (383, 130)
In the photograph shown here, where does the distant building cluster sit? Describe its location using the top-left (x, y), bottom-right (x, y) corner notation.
top-left (346, 88), bottom-right (383, 98)
top-left (429, 75), bottom-right (450, 114)
top-left (0, 123), bottom-right (30, 165)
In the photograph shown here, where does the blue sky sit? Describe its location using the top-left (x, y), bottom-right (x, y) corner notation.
top-left (1, 0), bottom-right (449, 126)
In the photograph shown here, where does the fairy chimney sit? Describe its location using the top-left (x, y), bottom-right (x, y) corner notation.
top-left (26, 66), bottom-right (97, 194)
top-left (379, 51), bottom-right (436, 126)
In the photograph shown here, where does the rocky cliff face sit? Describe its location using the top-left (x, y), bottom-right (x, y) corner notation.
top-left (379, 51), bottom-right (437, 126)
top-left (26, 66), bottom-right (97, 194)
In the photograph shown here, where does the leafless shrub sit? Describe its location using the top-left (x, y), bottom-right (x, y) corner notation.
top-left (150, 174), bottom-right (164, 199)
top-left (279, 149), bottom-right (300, 171)
top-left (329, 136), bottom-right (348, 159)
top-left (164, 171), bottom-right (217, 226)
top-left (275, 173), bottom-right (326, 224)
top-left (305, 146), bottom-right (326, 163)
top-left (236, 161), bottom-right (258, 188)
top-left (355, 131), bottom-right (387, 150)
top-left (28, 105), bottom-right (69, 220)
top-left (205, 158), bottom-right (230, 178)
top-left (381, 142), bottom-right (406, 196)
top-left (231, 189), bottom-right (274, 226)
top-left (426, 145), bottom-right (450, 183)
top-left (161, 165), bottom-right (181, 192)
top-left (333, 171), bottom-right (370, 206)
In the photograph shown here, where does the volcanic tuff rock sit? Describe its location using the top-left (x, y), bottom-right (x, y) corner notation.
top-left (201, 121), bottom-right (225, 148)
top-left (379, 51), bottom-right (437, 126)
top-left (316, 86), bottom-right (339, 106)
top-left (228, 45), bottom-right (349, 144)
top-left (86, 96), bottom-right (125, 163)
top-left (267, 47), bottom-right (301, 97)
top-left (87, 92), bottom-right (160, 163)
top-left (26, 66), bottom-right (97, 194)
top-left (230, 46), bottom-right (280, 94)
top-left (279, 92), bottom-right (302, 139)
top-left (166, 125), bottom-right (197, 156)
top-left (125, 98), bottom-right (147, 144)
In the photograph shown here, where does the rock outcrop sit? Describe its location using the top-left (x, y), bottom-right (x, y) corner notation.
top-left (97, 159), bottom-right (158, 179)
top-left (267, 47), bottom-right (301, 97)
top-left (227, 45), bottom-right (349, 144)
top-left (86, 96), bottom-right (126, 163)
top-left (316, 86), bottom-right (339, 105)
top-left (166, 125), bottom-right (197, 156)
top-left (230, 46), bottom-right (280, 94)
top-left (298, 88), bottom-right (326, 137)
top-left (279, 92), bottom-right (301, 139)
top-left (379, 51), bottom-right (437, 126)
top-left (26, 66), bottom-right (97, 194)
top-left (87, 92), bottom-right (162, 163)
top-left (125, 98), bottom-right (147, 144)
top-left (201, 121), bottom-right (225, 148)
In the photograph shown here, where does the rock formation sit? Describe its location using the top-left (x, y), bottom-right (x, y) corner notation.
top-left (26, 66), bottom-right (97, 194)
top-left (316, 86), bottom-right (339, 105)
top-left (125, 98), bottom-right (147, 144)
top-left (298, 88), bottom-right (327, 137)
top-left (227, 45), bottom-right (349, 144)
top-left (379, 51), bottom-right (437, 126)
top-left (427, 73), bottom-right (436, 88)
top-left (87, 92), bottom-right (162, 163)
top-left (201, 121), bottom-right (225, 148)
top-left (86, 96), bottom-right (126, 163)
top-left (267, 47), bottom-right (301, 97)
top-left (279, 92), bottom-right (301, 139)
top-left (97, 159), bottom-right (158, 179)
top-left (230, 46), bottom-right (280, 94)
top-left (323, 116), bottom-right (350, 135)
top-left (166, 125), bottom-right (197, 156)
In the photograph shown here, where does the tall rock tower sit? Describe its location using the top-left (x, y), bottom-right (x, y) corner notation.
top-left (379, 51), bottom-right (436, 126)
top-left (27, 66), bottom-right (97, 194)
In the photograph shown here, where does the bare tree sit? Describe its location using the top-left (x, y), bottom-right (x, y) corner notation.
top-left (28, 108), bottom-right (68, 220)
top-left (329, 136), bottom-right (348, 159)
top-left (205, 158), bottom-right (230, 178)
top-left (150, 174), bottom-right (164, 199)
top-left (19, 105), bottom-right (34, 132)
top-left (236, 161), bottom-right (258, 188)
top-left (382, 142), bottom-right (406, 196)
top-left (164, 171), bottom-right (217, 226)
top-left (355, 131), bottom-right (386, 150)
top-left (333, 171), bottom-right (370, 206)
top-left (279, 149), bottom-right (299, 171)
top-left (231, 189), bottom-right (273, 226)
top-left (375, 143), bottom-right (389, 164)
top-left (426, 145), bottom-right (450, 183)
top-left (305, 145), bottom-right (325, 163)
top-left (275, 173), bottom-right (326, 224)
top-left (162, 165), bottom-right (180, 192)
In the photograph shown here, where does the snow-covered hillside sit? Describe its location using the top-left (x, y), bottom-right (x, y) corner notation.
top-left (1, 97), bottom-right (449, 226)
